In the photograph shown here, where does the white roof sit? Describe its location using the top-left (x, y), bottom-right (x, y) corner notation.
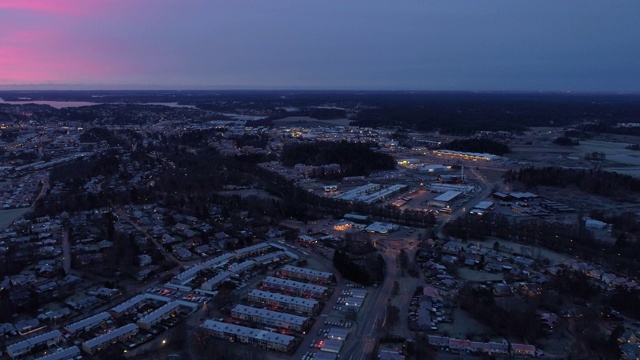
top-left (110, 295), bottom-right (147, 314)
top-left (433, 190), bottom-right (461, 202)
top-left (228, 260), bottom-right (255, 274)
top-left (263, 276), bottom-right (327, 293)
top-left (473, 201), bottom-right (494, 210)
top-left (137, 302), bottom-right (180, 327)
top-left (64, 312), bottom-right (111, 333)
top-left (8, 330), bottom-right (63, 355)
top-left (34, 346), bottom-right (80, 360)
top-left (248, 289), bottom-right (318, 309)
top-left (234, 242), bottom-right (269, 255)
top-left (200, 320), bottom-right (295, 346)
top-left (281, 265), bottom-right (333, 279)
top-left (254, 251), bottom-right (285, 263)
top-left (231, 304), bottom-right (308, 326)
top-left (326, 327), bottom-right (349, 340)
top-left (201, 271), bottom-right (232, 290)
top-left (83, 323), bottom-right (137, 349)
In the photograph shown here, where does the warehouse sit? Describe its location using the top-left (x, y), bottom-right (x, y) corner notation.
top-left (473, 201), bottom-right (494, 211)
top-left (320, 339), bottom-right (343, 353)
top-left (199, 320), bottom-right (296, 353)
top-left (326, 327), bottom-right (349, 341)
top-left (262, 276), bottom-right (329, 299)
top-left (230, 304), bottom-right (310, 332)
top-left (364, 222), bottom-right (398, 235)
top-left (82, 323), bottom-right (138, 355)
top-left (279, 265), bottom-right (334, 284)
top-left (429, 190), bottom-right (461, 208)
top-left (247, 289), bottom-right (319, 315)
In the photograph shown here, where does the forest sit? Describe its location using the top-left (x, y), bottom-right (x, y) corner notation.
top-left (507, 167), bottom-right (640, 199)
top-left (441, 138), bottom-right (510, 155)
top-left (280, 141), bottom-right (396, 177)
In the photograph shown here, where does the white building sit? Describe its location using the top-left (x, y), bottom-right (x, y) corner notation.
top-left (82, 323), bottom-right (138, 355)
top-left (63, 312), bottom-right (112, 335)
top-left (279, 265), bottom-right (333, 284)
top-left (247, 289), bottom-right (319, 315)
top-left (6, 330), bottom-right (63, 359)
top-left (262, 276), bottom-right (328, 299)
top-left (199, 320), bottom-right (296, 353)
top-left (230, 304), bottom-right (309, 332)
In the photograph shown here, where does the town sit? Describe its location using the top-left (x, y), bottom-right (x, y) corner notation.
top-left (1, 92), bottom-right (640, 360)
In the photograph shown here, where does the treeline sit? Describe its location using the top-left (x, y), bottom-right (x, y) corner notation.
top-left (350, 92), bottom-right (640, 135)
top-left (333, 250), bottom-right (385, 285)
top-left (280, 141), bottom-right (395, 177)
top-left (507, 166), bottom-right (640, 198)
top-left (78, 127), bottom-right (141, 146)
top-left (552, 136), bottom-right (579, 146)
top-left (458, 283), bottom-right (544, 342)
top-left (441, 138), bottom-right (510, 155)
top-left (443, 212), bottom-right (640, 276)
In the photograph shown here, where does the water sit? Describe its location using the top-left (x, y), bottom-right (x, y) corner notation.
top-left (0, 98), bottom-right (98, 108)
top-left (0, 98), bottom-right (198, 109)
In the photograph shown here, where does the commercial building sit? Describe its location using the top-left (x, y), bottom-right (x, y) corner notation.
top-left (429, 191), bottom-right (461, 208)
top-left (279, 265), bottom-right (333, 284)
top-left (326, 327), bottom-right (349, 341)
top-left (247, 289), bottom-right (319, 315)
top-left (82, 323), bottom-right (138, 355)
top-left (199, 320), bottom-right (296, 353)
top-left (262, 276), bottom-right (329, 299)
top-left (230, 304), bottom-right (309, 332)
top-left (433, 149), bottom-right (500, 161)
top-left (334, 184), bottom-right (381, 202)
top-left (320, 339), bottom-right (343, 353)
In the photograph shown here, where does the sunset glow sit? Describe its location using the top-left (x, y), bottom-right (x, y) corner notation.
top-left (0, 0), bottom-right (638, 90)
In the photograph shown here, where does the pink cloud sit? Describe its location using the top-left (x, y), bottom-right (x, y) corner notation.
top-left (0, 28), bottom-right (136, 84)
top-left (0, 0), bottom-right (93, 16)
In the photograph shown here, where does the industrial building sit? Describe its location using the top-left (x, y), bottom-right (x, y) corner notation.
top-left (262, 276), bottom-right (329, 299)
top-left (109, 293), bottom-right (172, 318)
top-left (247, 289), bottom-right (319, 315)
top-left (429, 190), bottom-right (461, 208)
top-left (320, 339), bottom-right (344, 353)
top-left (230, 304), bottom-right (310, 332)
top-left (364, 222), bottom-right (398, 235)
top-left (326, 327), bottom-right (349, 341)
top-left (279, 265), bottom-right (334, 284)
top-left (81, 323), bottom-right (138, 355)
top-left (199, 320), bottom-right (296, 353)
top-left (433, 149), bottom-right (500, 161)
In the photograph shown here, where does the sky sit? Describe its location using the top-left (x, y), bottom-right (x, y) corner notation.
top-left (0, 0), bottom-right (638, 92)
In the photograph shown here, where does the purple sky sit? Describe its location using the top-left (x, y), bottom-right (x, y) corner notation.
top-left (1, 0), bottom-right (638, 91)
